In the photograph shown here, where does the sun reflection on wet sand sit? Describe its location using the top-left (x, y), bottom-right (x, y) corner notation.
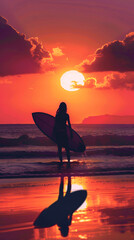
top-left (0, 175), bottom-right (134, 239)
top-left (64, 181), bottom-right (87, 210)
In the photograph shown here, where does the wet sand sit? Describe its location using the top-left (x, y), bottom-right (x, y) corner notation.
top-left (0, 175), bottom-right (134, 240)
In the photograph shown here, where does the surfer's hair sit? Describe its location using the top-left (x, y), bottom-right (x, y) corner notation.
top-left (57, 102), bottom-right (67, 114)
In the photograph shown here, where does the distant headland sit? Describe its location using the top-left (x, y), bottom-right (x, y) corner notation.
top-left (82, 115), bottom-right (134, 124)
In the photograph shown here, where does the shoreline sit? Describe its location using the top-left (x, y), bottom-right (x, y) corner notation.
top-left (1, 154), bottom-right (134, 179)
top-left (1, 171), bottom-right (134, 179)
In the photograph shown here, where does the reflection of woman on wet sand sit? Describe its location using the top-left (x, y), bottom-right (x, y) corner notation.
top-left (57, 175), bottom-right (72, 237)
top-left (34, 175), bottom-right (73, 237)
top-left (34, 175), bottom-right (87, 237)
top-left (53, 102), bottom-right (72, 165)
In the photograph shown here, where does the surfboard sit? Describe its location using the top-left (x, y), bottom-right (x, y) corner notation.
top-left (34, 190), bottom-right (87, 228)
top-left (32, 112), bottom-right (85, 152)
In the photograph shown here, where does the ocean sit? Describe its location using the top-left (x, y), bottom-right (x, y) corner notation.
top-left (1, 124), bottom-right (134, 138)
top-left (0, 124), bottom-right (134, 178)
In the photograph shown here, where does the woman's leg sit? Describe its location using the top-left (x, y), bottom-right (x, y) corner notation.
top-left (58, 144), bottom-right (62, 163)
top-left (65, 175), bottom-right (71, 196)
top-left (65, 145), bottom-right (70, 164)
top-left (58, 175), bottom-right (64, 200)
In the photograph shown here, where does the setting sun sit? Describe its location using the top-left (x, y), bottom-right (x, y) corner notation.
top-left (60, 70), bottom-right (85, 91)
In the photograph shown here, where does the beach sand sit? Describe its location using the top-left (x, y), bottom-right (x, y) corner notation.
top-left (0, 175), bottom-right (134, 240)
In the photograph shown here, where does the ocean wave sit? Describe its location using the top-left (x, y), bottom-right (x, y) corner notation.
top-left (1, 134), bottom-right (134, 147)
top-left (0, 135), bottom-right (55, 147)
top-left (1, 147), bottom-right (134, 159)
top-left (82, 134), bottom-right (134, 146)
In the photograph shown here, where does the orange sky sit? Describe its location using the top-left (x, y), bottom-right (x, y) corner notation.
top-left (1, 0), bottom-right (134, 123)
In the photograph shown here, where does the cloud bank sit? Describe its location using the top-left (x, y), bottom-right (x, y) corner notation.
top-left (79, 33), bottom-right (134, 73)
top-left (104, 72), bottom-right (134, 90)
top-left (73, 72), bottom-right (134, 90)
top-left (0, 16), bottom-right (53, 76)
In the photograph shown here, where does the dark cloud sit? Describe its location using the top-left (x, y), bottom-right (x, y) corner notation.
top-left (0, 16), bottom-right (52, 76)
top-left (73, 72), bottom-right (134, 90)
top-left (104, 72), bottom-right (134, 90)
top-left (73, 77), bottom-right (98, 88)
top-left (80, 32), bottom-right (134, 73)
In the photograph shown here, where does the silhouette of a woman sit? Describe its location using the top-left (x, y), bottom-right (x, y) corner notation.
top-left (53, 102), bottom-right (72, 164)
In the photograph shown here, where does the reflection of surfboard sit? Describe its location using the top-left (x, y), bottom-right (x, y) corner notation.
top-left (32, 112), bottom-right (85, 152)
top-left (34, 190), bottom-right (87, 228)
